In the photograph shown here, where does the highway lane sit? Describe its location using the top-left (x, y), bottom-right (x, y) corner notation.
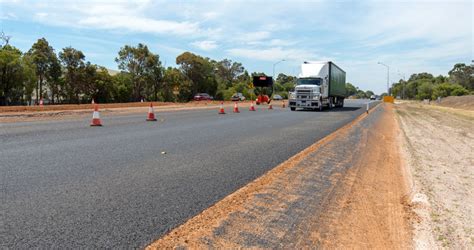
top-left (1, 100), bottom-right (368, 248)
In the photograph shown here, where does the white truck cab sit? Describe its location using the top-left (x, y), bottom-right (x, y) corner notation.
top-left (289, 61), bottom-right (346, 111)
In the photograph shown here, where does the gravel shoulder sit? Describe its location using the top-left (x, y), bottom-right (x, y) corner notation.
top-left (395, 102), bottom-right (474, 248)
top-left (148, 103), bottom-right (413, 248)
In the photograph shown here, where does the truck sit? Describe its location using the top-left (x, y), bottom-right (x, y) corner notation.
top-left (288, 61), bottom-right (346, 111)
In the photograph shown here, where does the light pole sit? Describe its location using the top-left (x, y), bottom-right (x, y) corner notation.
top-left (273, 59), bottom-right (286, 79)
top-left (377, 62), bottom-right (390, 95)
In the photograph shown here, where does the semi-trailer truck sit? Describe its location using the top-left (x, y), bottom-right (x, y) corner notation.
top-left (289, 61), bottom-right (346, 111)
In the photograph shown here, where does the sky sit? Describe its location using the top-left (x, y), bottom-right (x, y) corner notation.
top-left (1, 0), bottom-right (472, 94)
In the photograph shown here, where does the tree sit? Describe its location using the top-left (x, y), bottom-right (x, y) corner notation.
top-left (416, 80), bottom-right (433, 100)
top-left (115, 43), bottom-right (161, 101)
top-left (176, 52), bottom-right (217, 99)
top-left (59, 47), bottom-right (85, 103)
top-left (47, 54), bottom-right (62, 104)
top-left (81, 64), bottom-right (115, 103)
top-left (162, 67), bottom-right (186, 102)
top-left (409, 72), bottom-right (434, 81)
top-left (0, 45), bottom-right (36, 105)
top-left (345, 83), bottom-right (357, 97)
top-left (112, 72), bottom-right (133, 103)
top-left (214, 59), bottom-right (245, 88)
top-left (449, 63), bottom-right (473, 90)
top-left (145, 58), bottom-right (164, 101)
top-left (28, 38), bottom-right (56, 103)
top-left (276, 73), bottom-right (297, 85)
top-left (356, 89), bottom-right (367, 99)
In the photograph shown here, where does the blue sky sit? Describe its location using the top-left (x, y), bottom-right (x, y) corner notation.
top-left (1, 0), bottom-right (472, 94)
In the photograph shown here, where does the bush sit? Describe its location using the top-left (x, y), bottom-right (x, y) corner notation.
top-left (432, 82), bottom-right (469, 99)
top-left (451, 85), bottom-right (469, 96)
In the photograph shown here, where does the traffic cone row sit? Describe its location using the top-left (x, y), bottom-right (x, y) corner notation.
top-left (91, 100), bottom-right (285, 127)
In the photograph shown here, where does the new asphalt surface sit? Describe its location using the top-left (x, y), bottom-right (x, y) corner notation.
top-left (1, 100), bottom-right (369, 248)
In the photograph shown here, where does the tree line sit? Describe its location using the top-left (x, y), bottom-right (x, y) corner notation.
top-left (391, 64), bottom-right (473, 100)
top-left (2, 36), bottom-right (471, 106)
top-left (0, 37), bottom-right (378, 106)
top-left (1, 37), bottom-right (307, 106)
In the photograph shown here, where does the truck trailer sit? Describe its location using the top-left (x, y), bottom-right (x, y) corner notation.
top-left (289, 61), bottom-right (346, 111)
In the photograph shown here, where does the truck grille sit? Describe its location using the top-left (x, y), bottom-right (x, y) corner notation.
top-left (296, 89), bottom-right (311, 94)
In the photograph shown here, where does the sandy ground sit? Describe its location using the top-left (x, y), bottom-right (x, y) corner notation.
top-left (437, 95), bottom-right (474, 111)
top-left (0, 100), bottom-right (282, 123)
top-left (147, 103), bottom-right (413, 248)
top-left (395, 102), bottom-right (474, 249)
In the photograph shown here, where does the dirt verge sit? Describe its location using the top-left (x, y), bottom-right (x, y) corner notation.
top-left (395, 102), bottom-right (474, 248)
top-left (315, 103), bottom-right (413, 248)
top-left (147, 103), bottom-right (413, 248)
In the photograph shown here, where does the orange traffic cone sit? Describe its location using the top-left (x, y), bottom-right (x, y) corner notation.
top-left (233, 102), bottom-right (240, 113)
top-left (268, 103), bottom-right (273, 110)
top-left (249, 101), bottom-right (256, 111)
top-left (90, 104), bottom-right (102, 126)
top-left (146, 102), bottom-right (157, 121)
top-left (282, 101), bottom-right (286, 108)
top-left (218, 102), bottom-right (226, 114)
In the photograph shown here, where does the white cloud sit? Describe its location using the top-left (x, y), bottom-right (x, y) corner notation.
top-left (0, 12), bottom-right (18, 20)
top-left (237, 31), bottom-right (271, 44)
top-left (2, 0), bottom-right (471, 94)
top-left (78, 16), bottom-right (200, 36)
top-left (191, 40), bottom-right (218, 51)
top-left (227, 47), bottom-right (318, 62)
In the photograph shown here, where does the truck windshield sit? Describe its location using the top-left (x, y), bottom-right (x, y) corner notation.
top-left (297, 78), bottom-right (322, 85)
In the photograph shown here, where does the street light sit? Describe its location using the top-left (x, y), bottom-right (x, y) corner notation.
top-left (377, 62), bottom-right (390, 95)
top-left (273, 59), bottom-right (286, 79)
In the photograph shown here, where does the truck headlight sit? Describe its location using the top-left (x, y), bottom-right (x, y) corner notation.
top-left (289, 92), bottom-right (296, 99)
top-left (313, 94), bottom-right (320, 100)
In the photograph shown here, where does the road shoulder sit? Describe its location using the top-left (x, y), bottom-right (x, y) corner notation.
top-left (147, 103), bottom-right (413, 248)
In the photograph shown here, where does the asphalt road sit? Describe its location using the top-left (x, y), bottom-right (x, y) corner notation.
top-left (1, 100), bottom-right (369, 248)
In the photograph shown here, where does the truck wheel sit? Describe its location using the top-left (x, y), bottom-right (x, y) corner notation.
top-left (290, 107), bottom-right (296, 111)
top-left (329, 97), bottom-right (333, 109)
top-left (319, 99), bottom-right (323, 111)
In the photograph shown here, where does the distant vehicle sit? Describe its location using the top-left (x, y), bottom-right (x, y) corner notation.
top-left (231, 93), bottom-right (246, 101)
top-left (193, 93), bottom-right (213, 101)
top-left (289, 61), bottom-right (346, 111)
top-left (273, 94), bottom-right (283, 100)
top-left (370, 95), bottom-right (376, 100)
